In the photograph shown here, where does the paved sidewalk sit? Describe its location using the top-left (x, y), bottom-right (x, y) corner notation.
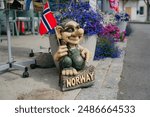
top-left (0, 35), bottom-right (127, 100)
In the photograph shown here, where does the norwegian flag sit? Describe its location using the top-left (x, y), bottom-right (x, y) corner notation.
top-left (39, 2), bottom-right (57, 35)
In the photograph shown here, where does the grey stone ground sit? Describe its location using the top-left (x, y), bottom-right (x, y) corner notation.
top-left (0, 35), bottom-right (127, 100)
top-left (118, 24), bottom-right (150, 100)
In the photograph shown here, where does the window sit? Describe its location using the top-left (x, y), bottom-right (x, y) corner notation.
top-left (139, 6), bottom-right (144, 15)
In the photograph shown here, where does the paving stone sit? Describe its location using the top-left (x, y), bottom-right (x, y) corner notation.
top-left (97, 88), bottom-right (118, 100)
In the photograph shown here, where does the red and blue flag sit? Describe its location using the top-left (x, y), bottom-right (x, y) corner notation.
top-left (39, 2), bottom-right (57, 35)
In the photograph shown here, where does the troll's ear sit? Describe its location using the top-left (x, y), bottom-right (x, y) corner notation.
top-left (55, 26), bottom-right (63, 39)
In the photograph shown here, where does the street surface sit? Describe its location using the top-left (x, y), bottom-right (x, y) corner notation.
top-left (117, 24), bottom-right (150, 100)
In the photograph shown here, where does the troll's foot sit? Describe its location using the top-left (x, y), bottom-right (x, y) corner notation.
top-left (62, 67), bottom-right (78, 76)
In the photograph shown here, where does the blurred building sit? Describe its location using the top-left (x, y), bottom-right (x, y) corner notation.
top-left (119, 0), bottom-right (147, 21)
top-left (100, 0), bottom-right (148, 22)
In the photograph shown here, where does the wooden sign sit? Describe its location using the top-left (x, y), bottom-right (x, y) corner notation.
top-left (59, 65), bottom-right (95, 91)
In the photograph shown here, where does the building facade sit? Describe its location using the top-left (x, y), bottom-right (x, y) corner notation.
top-left (101, 0), bottom-right (147, 21)
top-left (119, 0), bottom-right (147, 21)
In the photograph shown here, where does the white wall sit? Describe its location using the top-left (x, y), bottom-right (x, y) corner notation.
top-left (119, 1), bottom-right (123, 11)
top-left (136, 0), bottom-right (147, 21)
top-left (121, 0), bottom-right (137, 20)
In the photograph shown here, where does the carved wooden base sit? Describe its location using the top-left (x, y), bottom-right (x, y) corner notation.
top-left (59, 65), bottom-right (95, 91)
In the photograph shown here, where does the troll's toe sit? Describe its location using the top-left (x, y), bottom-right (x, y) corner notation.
top-left (62, 68), bottom-right (78, 76)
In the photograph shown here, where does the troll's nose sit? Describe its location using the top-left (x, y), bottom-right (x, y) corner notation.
top-left (74, 28), bottom-right (84, 36)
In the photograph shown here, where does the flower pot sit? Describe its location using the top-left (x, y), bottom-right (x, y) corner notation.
top-left (49, 34), bottom-right (60, 70)
top-left (81, 34), bottom-right (98, 64)
top-left (116, 21), bottom-right (128, 32)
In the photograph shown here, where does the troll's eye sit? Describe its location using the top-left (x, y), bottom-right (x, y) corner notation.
top-left (65, 27), bottom-right (74, 32)
top-left (76, 25), bottom-right (80, 29)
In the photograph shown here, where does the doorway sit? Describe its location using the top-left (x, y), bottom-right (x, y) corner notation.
top-left (125, 7), bottom-right (132, 17)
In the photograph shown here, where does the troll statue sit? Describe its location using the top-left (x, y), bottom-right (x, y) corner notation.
top-left (53, 20), bottom-right (95, 91)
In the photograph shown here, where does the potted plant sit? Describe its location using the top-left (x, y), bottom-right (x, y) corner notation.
top-left (115, 12), bottom-right (130, 32)
top-left (101, 24), bottom-right (125, 42)
top-left (94, 36), bottom-right (121, 60)
top-left (56, 2), bottom-right (103, 35)
top-left (103, 13), bottom-right (116, 26)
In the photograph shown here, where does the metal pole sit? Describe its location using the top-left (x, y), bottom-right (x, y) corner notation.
top-left (101, 0), bottom-right (104, 12)
top-left (6, 10), bottom-right (13, 64)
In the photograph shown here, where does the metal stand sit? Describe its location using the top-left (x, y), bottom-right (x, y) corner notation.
top-left (0, 10), bottom-right (35, 78)
top-left (0, 36), bottom-right (7, 42)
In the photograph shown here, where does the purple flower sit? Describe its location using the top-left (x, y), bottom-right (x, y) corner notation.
top-left (100, 24), bottom-right (124, 42)
top-left (55, 2), bottom-right (104, 36)
top-left (94, 36), bottom-right (121, 60)
top-left (115, 12), bottom-right (130, 22)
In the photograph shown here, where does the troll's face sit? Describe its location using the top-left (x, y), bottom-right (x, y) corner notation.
top-left (55, 20), bottom-right (84, 45)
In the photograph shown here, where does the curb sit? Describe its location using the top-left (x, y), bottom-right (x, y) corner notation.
top-left (129, 21), bottom-right (150, 24)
